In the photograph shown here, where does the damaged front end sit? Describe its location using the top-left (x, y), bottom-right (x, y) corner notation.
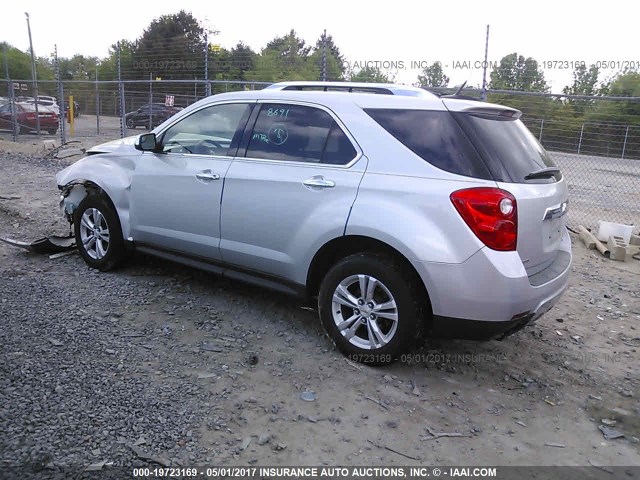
top-left (59, 182), bottom-right (92, 223)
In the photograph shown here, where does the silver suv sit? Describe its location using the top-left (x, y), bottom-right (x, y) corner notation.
top-left (56, 81), bottom-right (571, 363)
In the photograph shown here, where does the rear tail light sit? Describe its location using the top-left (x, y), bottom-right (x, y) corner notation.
top-left (450, 187), bottom-right (518, 251)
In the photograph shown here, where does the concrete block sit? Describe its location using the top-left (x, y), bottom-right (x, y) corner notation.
top-left (608, 235), bottom-right (627, 262)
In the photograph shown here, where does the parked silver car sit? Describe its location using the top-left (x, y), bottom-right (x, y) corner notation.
top-left (56, 81), bottom-right (571, 363)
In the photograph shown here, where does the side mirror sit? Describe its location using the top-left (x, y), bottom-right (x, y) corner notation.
top-left (135, 133), bottom-right (158, 151)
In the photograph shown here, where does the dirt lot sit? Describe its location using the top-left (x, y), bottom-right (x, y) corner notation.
top-left (0, 138), bottom-right (639, 474)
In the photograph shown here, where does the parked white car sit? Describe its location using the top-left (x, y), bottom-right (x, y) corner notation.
top-left (27, 95), bottom-right (60, 116)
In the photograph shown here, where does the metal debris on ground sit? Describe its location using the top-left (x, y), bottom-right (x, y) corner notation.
top-left (0, 235), bottom-right (75, 254)
top-left (49, 250), bottom-right (76, 260)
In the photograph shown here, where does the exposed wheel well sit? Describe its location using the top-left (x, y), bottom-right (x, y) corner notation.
top-left (306, 235), bottom-right (433, 327)
top-left (61, 181), bottom-right (117, 223)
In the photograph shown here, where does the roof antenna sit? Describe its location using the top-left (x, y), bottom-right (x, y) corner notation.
top-left (453, 81), bottom-right (467, 96)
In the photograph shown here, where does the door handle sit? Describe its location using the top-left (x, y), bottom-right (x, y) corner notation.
top-left (303, 177), bottom-right (335, 188)
top-left (195, 172), bottom-right (220, 182)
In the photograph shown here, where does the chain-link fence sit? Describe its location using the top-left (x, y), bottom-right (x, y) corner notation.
top-left (1, 75), bottom-right (638, 230)
top-left (0, 78), bottom-right (269, 143)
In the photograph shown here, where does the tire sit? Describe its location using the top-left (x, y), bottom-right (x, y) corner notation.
top-left (48, 129), bottom-right (57, 135)
top-left (318, 253), bottom-right (423, 365)
top-left (126, 118), bottom-right (135, 129)
top-left (73, 193), bottom-right (125, 271)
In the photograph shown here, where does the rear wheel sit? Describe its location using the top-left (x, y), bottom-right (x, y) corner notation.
top-left (73, 193), bottom-right (125, 271)
top-left (48, 128), bottom-right (57, 135)
top-left (318, 253), bottom-right (423, 364)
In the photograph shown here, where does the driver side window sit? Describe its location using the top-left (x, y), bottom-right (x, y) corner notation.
top-left (161, 103), bottom-right (251, 156)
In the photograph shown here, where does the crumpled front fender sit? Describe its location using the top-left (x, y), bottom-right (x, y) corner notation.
top-left (57, 154), bottom-right (137, 239)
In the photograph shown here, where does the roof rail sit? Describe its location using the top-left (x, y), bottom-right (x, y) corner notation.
top-left (266, 81), bottom-right (435, 98)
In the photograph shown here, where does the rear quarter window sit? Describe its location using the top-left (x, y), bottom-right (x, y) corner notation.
top-left (364, 109), bottom-right (491, 179)
top-left (453, 113), bottom-right (559, 183)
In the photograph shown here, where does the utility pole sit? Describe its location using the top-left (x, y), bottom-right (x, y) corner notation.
top-left (149, 72), bottom-right (153, 130)
top-left (481, 24), bottom-right (490, 101)
top-left (25, 12), bottom-right (41, 135)
top-left (204, 33), bottom-right (211, 97)
top-left (95, 62), bottom-right (100, 135)
top-left (54, 44), bottom-right (66, 144)
top-left (117, 42), bottom-right (126, 138)
top-left (321, 29), bottom-right (327, 82)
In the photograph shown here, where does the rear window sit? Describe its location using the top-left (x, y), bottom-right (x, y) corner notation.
top-left (364, 109), bottom-right (491, 179)
top-left (453, 113), bottom-right (559, 183)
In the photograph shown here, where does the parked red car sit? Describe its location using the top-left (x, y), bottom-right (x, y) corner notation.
top-left (0, 102), bottom-right (59, 135)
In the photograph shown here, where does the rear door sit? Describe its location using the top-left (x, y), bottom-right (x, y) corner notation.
top-left (220, 102), bottom-right (365, 281)
top-left (452, 108), bottom-right (569, 275)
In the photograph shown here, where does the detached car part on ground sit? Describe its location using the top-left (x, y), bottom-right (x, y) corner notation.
top-left (56, 81), bottom-right (571, 364)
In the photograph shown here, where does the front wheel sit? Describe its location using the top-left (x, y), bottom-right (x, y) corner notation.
top-left (318, 253), bottom-right (423, 364)
top-left (73, 193), bottom-right (125, 271)
top-left (126, 118), bottom-right (135, 129)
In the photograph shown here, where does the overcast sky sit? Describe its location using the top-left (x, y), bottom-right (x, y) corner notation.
top-left (3, 0), bottom-right (638, 90)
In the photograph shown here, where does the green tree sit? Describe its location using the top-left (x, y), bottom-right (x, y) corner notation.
top-left (206, 43), bottom-right (258, 90)
top-left (59, 54), bottom-right (100, 80)
top-left (588, 71), bottom-right (640, 123)
top-left (265, 29), bottom-right (310, 58)
top-left (245, 30), bottom-right (317, 82)
top-left (562, 64), bottom-right (603, 116)
top-left (416, 61), bottom-right (449, 87)
top-left (563, 64), bottom-right (600, 96)
top-left (583, 72), bottom-right (640, 158)
top-left (348, 66), bottom-right (392, 83)
top-left (489, 53), bottom-right (548, 92)
top-left (134, 10), bottom-right (207, 80)
top-left (1, 42), bottom-right (33, 82)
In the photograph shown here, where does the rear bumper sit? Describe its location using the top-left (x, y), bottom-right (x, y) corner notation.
top-left (417, 229), bottom-right (571, 338)
top-left (431, 312), bottom-right (534, 340)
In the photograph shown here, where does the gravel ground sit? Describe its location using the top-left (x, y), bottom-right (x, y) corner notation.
top-left (0, 142), bottom-right (639, 478)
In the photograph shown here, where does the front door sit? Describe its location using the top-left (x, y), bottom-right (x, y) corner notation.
top-left (130, 102), bottom-right (253, 260)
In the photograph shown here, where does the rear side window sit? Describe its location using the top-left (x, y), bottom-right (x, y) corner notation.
top-left (245, 104), bottom-right (356, 165)
top-left (364, 109), bottom-right (491, 179)
top-left (454, 113), bottom-right (558, 183)
top-left (322, 123), bottom-right (357, 164)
